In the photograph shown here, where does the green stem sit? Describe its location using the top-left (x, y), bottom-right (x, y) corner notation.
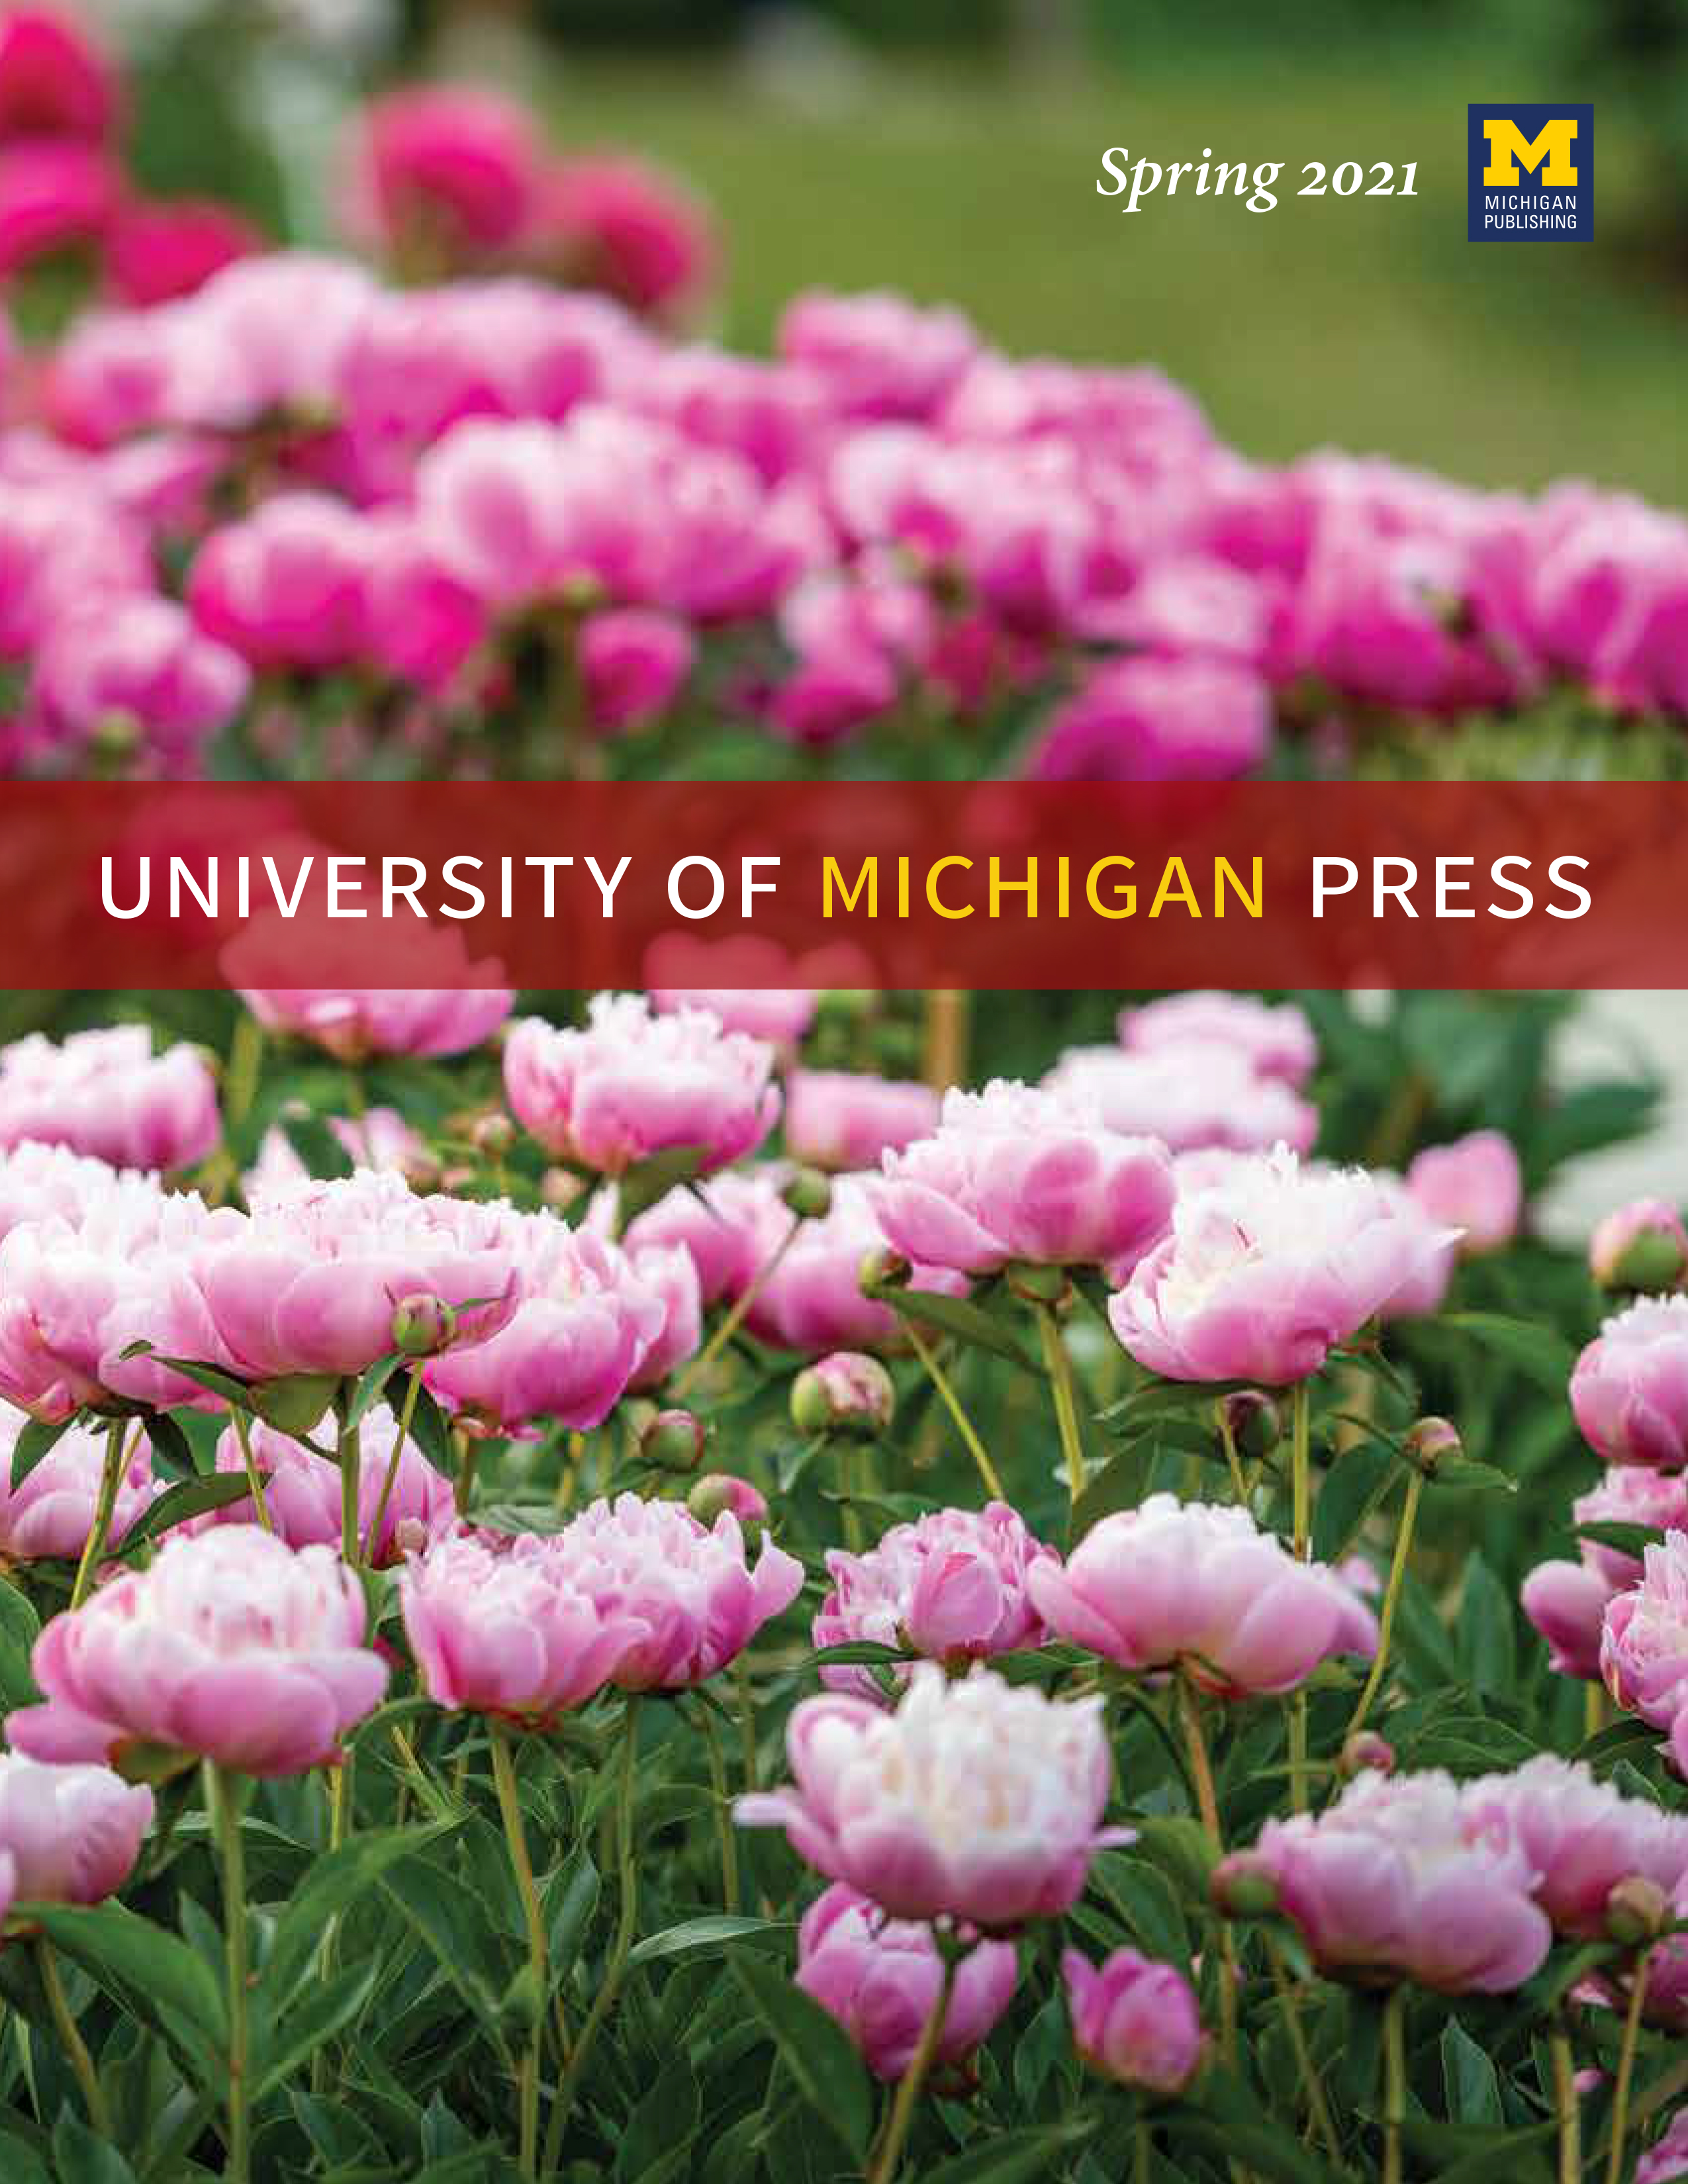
top-left (1382, 1986), bottom-right (1406, 2184)
top-left (1035, 1302), bottom-right (1087, 1508)
top-left (1134, 2116), bottom-right (1150, 2184)
top-left (210, 1766), bottom-right (250, 2184)
top-left (363, 1368), bottom-right (423, 1563)
top-left (1550, 2021), bottom-right (1580, 2184)
top-left (1288, 1690), bottom-right (1310, 1815)
top-left (226, 1013), bottom-right (265, 1130)
top-left (696, 1702), bottom-right (739, 1913)
top-left (1217, 1402), bottom-right (1250, 1504)
top-left (1346, 1471), bottom-right (1423, 1741)
top-left (866, 1946), bottom-right (957, 2184)
top-left (337, 1405), bottom-right (361, 1566)
top-left (453, 1426), bottom-right (477, 1520)
top-left (544, 1698), bottom-right (641, 2173)
top-left (36, 1939), bottom-right (109, 2136)
top-left (70, 1419), bottom-right (127, 1611)
top-left (1180, 1674), bottom-right (1238, 2070)
top-left (230, 1406), bottom-right (273, 1533)
top-left (490, 1723), bottom-right (548, 2180)
top-left (312, 1760), bottom-right (352, 2095)
top-left (1266, 1938), bottom-right (1341, 2163)
top-left (1290, 1380), bottom-right (1311, 1560)
top-left (673, 1225), bottom-right (800, 1398)
top-left (1607, 1951), bottom-right (1652, 2184)
top-left (902, 1321), bottom-right (1004, 1500)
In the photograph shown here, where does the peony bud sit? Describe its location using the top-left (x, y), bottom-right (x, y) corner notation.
top-left (542, 1167), bottom-right (586, 1212)
top-left (1591, 1199), bottom-right (1688, 1296)
top-left (641, 1408), bottom-right (707, 1473)
top-left (792, 1352), bottom-right (896, 1439)
top-left (1340, 1729), bottom-right (1395, 1778)
top-left (857, 1245), bottom-right (910, 1296)
top-left (1404, 1416), bottom-right (1461, 1479)
top-left (782, 1167), bottom-right (833, 1221)
top-left (471, 1112), bottom-right (516, 1161)
top-left (688, 1473), bottom-right (769, 1528)
top-left (1211, 1852), bottom-right (1278, 1921)
top-left (1221, 1390), bottom-right (1280, 1461)
top-left (391, 1293), bottom-right (458, 1359)
top-left (1607, 1876), bottom-right (1672, 1947)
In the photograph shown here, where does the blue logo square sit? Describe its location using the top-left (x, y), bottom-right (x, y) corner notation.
top-left (1468, 103), bottom-right (1593, 240)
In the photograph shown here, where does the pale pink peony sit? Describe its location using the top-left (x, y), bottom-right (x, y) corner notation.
top-left (644, 941), bottom-right (818, 1046)
top-left (8, 1529), bottom-right (387, 1777)
top-left (814, 1502), bottom-right (1053, 1698)
top-left (1464, 1754), bottom-right (1688, 1938)
top-left (0, 1414), bottom-right (154, 1562)
top-left (0, 1754), bottom-right (152, 1906)
top-left (243, 1106), bottom-right (430, 1199)
top-left (0, 1025), bottom-right (219, 1172)
top-left (236, 984), bottom-right (514, 1063)
top-left (1248, 1769), bottom-right (1552, 1993)
top-left (1062, 1946), bottom-right (1205, 2095)
top-left (747, 1174), bottom-right (968, 1355)
top-left (1523, 1559), bottom-right (1622, 1683)
top-left (0, 1140), bottom-right (151, 1243)
top-left (1027, 1493), bottom-right (1377, 1697)
top-left (1376, 1170), bottom-right (1462, 1321)
top-left (1117, 993), bottom-right (1317, 1087)
top-left (797, 1883), bottom-right (1018, 2081)
top-left (624, 1242), bottom-right (703, 1392)
top-left (621, 1167), bottom-right (787, 1307)
top-left (1110, 1146), bottom-right (1453, 1385)
top-left (504, 995), bottom-right (780, 1178)
top-left (1602, 1533), bottom-right (1688, 1772)
top-left (871, 1081), bottom-right (1174, 1277)
top-left (1522, 1464), bottom-right (1688, 1677)
top-left (1405, 1130), bottom-right (1523, 1255)
top-left (1591, 1199), bottom-right (1688, 1295)
top-left (784, 1071), bottom-right (941, 1173)
top-left (736, 1662), bottom-right (1125, 1927)
top-left (1045, 1042), bottom-right (1317, 1156)
top-left (1572, 1297), bottom-right (1688, 1470)
top-left (186, 1414), bottom-right (453, 1569)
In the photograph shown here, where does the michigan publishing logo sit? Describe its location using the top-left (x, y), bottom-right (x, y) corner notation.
top-left (1469, 103), bottom-right (1593, 239)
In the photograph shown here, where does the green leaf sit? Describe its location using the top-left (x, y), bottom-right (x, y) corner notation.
top-left (615, 2058), bottom-right (702, 2183)
top-left (922, 2126), bottom-right (1098, 2184)
top-left (251, 1372), bottom-right (340, 1437)
top-left (344, 1355), bottom-right (403, 1434)
top-left (116, 1349), bottom-right (254, 1411)
top-left (26, 1902), bottom-right (224, 2065)
top-left (1456, 1553), bottom-right (1517, 1696)
top-left (0, 1581), bottom-right (40, 1709)
top-left (406, 1380), bottom-right (454, 1475)
top-left (265, 1821), bottom-right (457, 2009)
top-left (1440, 2018), bottom-right (1504, 2124)
top-left (279, 1109), bottom-right (355, 1180)
top-left (50, 2112), bottom-right (137, 2184)
top-left (1090, 1850), bottom-right (1190, 1966)
top-left (863, 1281), bottom-right (1038, 1371)
top-left (629, 1915), bottom-right (792, 1966)
top-left (1575, 1520), bottom-right (1664, 1561)
top-left (1071, 1447), bottom-right (1150, 1541)
top-left (727, 1949), bottom-right (872, 2161)
top-left (112, 1472), bottom-right (255, 1555)
top-left (9, 1415), bottom-right (70, 1490)
top-left (1442, 1314), bottom-right (1575, 1392)
top-left (142, 1410), bottom-right (196, 1480)
top-left (254, 1959), bottom-right (379, 2099)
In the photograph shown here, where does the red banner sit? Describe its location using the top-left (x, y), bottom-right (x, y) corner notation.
top-left (7, 779), bottom-right (1679, 989)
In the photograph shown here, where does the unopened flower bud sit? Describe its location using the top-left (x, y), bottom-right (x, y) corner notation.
top-left (391, 1293), bottom-right (457, 1359)
top-left (398, 1150), bottom-right (443, 1194)
top-left (1221, 1390), bottom-right (1280, 1462)
top-left (1211, 1852), bottom-right (1278, 1921)
top-left (641, 1408), bottom-right (707, 1473)
top-left (1340, 1730), bottom-right (1395, 1778)
top-left (1590, 1199), bottom-right (1688, 1295)
top-left (1607, 1874), bottom-right (1671, 1947)
top-left (472, 1112), bottom-right (516, 1161)
top-left (857, 1245), bottom-right (910, 1297)
top-left (393, 1518), bottom-right (429, 1559)
top-left (542, 1167), bottom-right (585, 1213)
top-left (782, 1166), bottom-right (832, 1220)
top-left (1404, 1416), bottom-right (1460, 1479)
top-left (1004, 1259), bottom-right (1070, 1306)
top-left (687, 1473), bottom-right (769, 1529)
top-left (792, 1351), bottom-right (895, 1439)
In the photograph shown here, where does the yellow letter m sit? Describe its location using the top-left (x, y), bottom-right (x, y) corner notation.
top-left (1483, 116), bottom-right (1578, 188)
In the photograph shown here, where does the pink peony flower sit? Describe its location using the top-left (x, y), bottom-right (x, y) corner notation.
top-left (688, 1473), bottom-right (767, 1527)
top-left (1602, 1532), bottom-right (1688, 1772)
top-left (423, 1210), bottom-right (667, 1435)
top-left (620, 1166), bottom-right (787, 1307)
top-left (797, 1882), bottom-right (1018, 2081)
top-left (236, 984), bottom-right (514, 1064)
top-left (1405, 1130), bottom-right (1523, 1256)
top-left (105, 199), bottom-right (263, 308)
top-left (1591, 1199), bottom-right (1688, 1294)
top-left (1249, 1769), bottom-right (1552, 1993)
top-left (1029, 655), bottom-right (1271, 782)
top-left (1045, 1042), bottom-right (1317, 1157)
top-left (0, 1413), bottom-right (154, 1562)
top-left (814, 1502), bottom-right (1053, 1698)
top-left (549, 1490), bottom-right (803, 1690)
top-left (187, 494), bottom-right (371, 675)
top-left (1027, 1494), bottom-right (1377, 1697)
top-left (344, 86), bottom-right (545, 263)
top-left (0, 1025), bottom-right (219, 1172)
top-left (9, 1529), bottom-right (387, 1777)
top-left (1376, 1170), bottom-right (1462, 1321)
top-left (1117, 993), bottom-right (1317, 1087)
top-left (736, 1662), bottom-right (1125, 1927)
top-left (1110, 1146), bottom-right (1452, 1385)
top-left (1062, 1946), bottom-right (1205, 2095)
top-left (578, 606), bottom-right (694, 734)
top-left (1521, 1467), bottom-right (1688, 1680)
top-left (0, 1754), bottom-right (152, 1905)
top-left (784, 1071), bottom-right (941, 1173)
top-left (0, 1140), bottom-right (152, 1243)
top-left (1523, 1558), bottom-right (1622, 1683)
top-left (1464, 1754), bottom-right (1688, 1938)
top-left (778, 290), bottom-right (978, 422)
top-left (504, 995), bottom-right (780, 1179)
top-left (1573, 1298), bottom-right (1688, 1469)
top-left (1640, 2110), bottom-right (1688, 2184)
top-left (624, 1240), bottom-right (703, 1390)
top-left (32, 596), bottom-right (251, 770)
top-left (244, 1107), bottom-right (430, 1199)
top-left (543, 154), bottom-right (716, 322)
top-left (871, 1081), bottom-right (1174, 1277)
top-left (644, 936), bottom-right (821, 1047)
top-left (0, 136), bottom-right (120, 274)
top-left (186, 1414), bottom-right (453, 1569)
top-left (747, 1174), bottom-right (968, 1355)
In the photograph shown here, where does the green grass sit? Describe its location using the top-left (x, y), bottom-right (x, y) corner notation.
top-left (549, 45), bottom-right (1688, 506)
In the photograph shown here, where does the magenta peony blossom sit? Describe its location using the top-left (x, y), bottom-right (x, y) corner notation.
top-left (1029, 655), bottom-right (1270, 782)
top-left (871, 1081), bottom-right (1174, 1277)
top-left (0, 1026), bottom-right (219, 1172)
top-left (1572, 1297), bottom-right (1688, 1469)
top-left (543, 155), bottom-right (716, 323)
top-left (106, 198), bottom-right (262, 308)
top-left (549, 1491), bottom-right (802, 1690)
top-left (814, 1501), bottom-right (1053, 1698)
top-left (1110, 1146), bottom-right (1452, 1385)
top-left (504, 995), bottom-right (780, 1178)
top-left (1405, 1130), bottom-right (1523, 1256)
top-left (185, 1415), bottom-right (453, 1569)
top-left (779, 290), bottom-right (978, 422)
top-left (1463, 1754), bottom-right (1688, 1938)
top-left (33, 596), bottom-right (250, 769)
top-left (422, 1210), bottom-right (667, 1435)
top-left (797, 1883), bottom-right (1018, 2081)
top-left (399, 1529), bottom-right (647, 1727)
top-left (0, 136), bottom-right (119, 275)
top-left (9, 1529), bottom-right (387, 1776)
top-left (1117, 992), bottom-right (1317, 1087)
top-left (0, 1754), bottom-right (152, 1905)
top-left (577, 607), bottom-right (694, 733)
top-left (186, 492), bottom-right (373, 676)
top-left (736, 1662), bottom-right (1125, 1927)
top-left (344, 85), bottom-right (545, 263)
top-left (0, 1413), bottom-right (154, 1562)
top-left (1591, 1199), bottom-right (1688, 1294)
top-left (0, 9), bottom-right (115, 141)
top-left (1248, 1769), bottom-right (1552, 1993)
top-left (1602, 1532), bottom-right (1688, 1772)
top-left (1062, 1946), bottom-right (1205, 2095)
top-left (1045, 1042), bottom-right (1317, 1157)
top-left (236, 983), bottom-right (513, 1063)
top-left (1027, 1494), bottom-right (1376, 1698)
top-left (784, 1071), bottom-right (941, 1173)
top-left (747, 1174), bottom-right (968, 1355)
top-left (1639, 2109), bottom-right (1688, 2184)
